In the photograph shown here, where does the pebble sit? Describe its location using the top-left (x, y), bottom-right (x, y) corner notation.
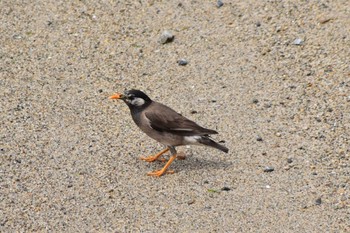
top-left (177, 151), bottom-right (186, 160)
top-left (187, 199), bottom-right (195, 205)
top-left (252, 98), bottom-right (259, 104)
top-left (221, 187), bottom-right (231, 191)
top-left (256, 136), bottom-right (263, 142)
top-left (319, 18), bottom-right (332, 24)
top-left (177, 59), bottom-right (188, 66)
top-left (159, 30), bottom-right (174, 44)
top-left (315, 197), bottom-right (322, 205)
top-left (264, 103), bottom-right (272, 108)
top-left (264, 166), bottom-right (274, 172)
top-left (287, 158), bottom-right (293, 163)
top-left (293, 38), bottom-right (303, 45)
top-left (13, 34), bottom-right (22, 39)
top-left (217, 0), bottom-right (224, 8)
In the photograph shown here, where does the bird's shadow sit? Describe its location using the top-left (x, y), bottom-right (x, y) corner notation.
top-left (150, 152), bottom-right (234, 172)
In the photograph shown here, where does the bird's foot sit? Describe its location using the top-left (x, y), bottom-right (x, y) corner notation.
top-left (146, 155), bottom-right (177, 177)
top-left (147, 169), bottom-right (175, 177)
top-left (140, 155), bottom-right (166, 162)
top-left (140, 148), bottom-right (170, 162)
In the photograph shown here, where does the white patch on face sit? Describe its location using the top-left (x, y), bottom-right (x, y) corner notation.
top-left (183, 136), bottom-right (201, 145)
top-left (130, 97), bottom-right (145, 106)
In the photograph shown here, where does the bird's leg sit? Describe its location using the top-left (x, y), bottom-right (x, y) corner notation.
top-left (147, 146), bottom-right (177, 177)
top-left (147, 155), bottom-right (177, 177)
top-left (140, 147), bottom-right (169, 162)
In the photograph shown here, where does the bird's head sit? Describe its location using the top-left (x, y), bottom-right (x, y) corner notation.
top-left (109, 89), bottom-right (152, 108)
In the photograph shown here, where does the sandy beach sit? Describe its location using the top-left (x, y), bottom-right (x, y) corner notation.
top-left (1, 1), bottom-right (349, 232)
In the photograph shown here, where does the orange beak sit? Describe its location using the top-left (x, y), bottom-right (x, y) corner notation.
top-left (109, 93), bottom-right (124, 100)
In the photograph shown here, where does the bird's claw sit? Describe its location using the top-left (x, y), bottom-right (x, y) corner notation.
top-left (147, 170), bottom-right (175, 177)
top-left (140, 156), bottom-right (166, 162)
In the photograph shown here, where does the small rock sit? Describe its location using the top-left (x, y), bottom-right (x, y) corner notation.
top-left (190, 110), bottom-right (198, 114)
top-left (264, 166), bottom-right (274, 172)
top-left (264, 103), bottom-right (272, 108)
top-left (256, 136), bottom-right (263, 142)
top-left (177, 152), bottom-right (186, 160)
top-left (287, 158), bottom-right (293, 163)
top-left (13, 34), bottom-right (22, 39)
top-left (319, 18), bottom-right (332, 24)
top-left (159, 30), bottom-right (174, 44)
top-left (252, 98), bottom-right (259, 104)
top-left (187, 199), bottom-right (195, 205)
top-left (315, 197), bottom-right (322, 205)
top-left (293, 38), bottom-right (303, 45)
top-left (221, 187), bottom-right (231, 191)
top-left (177, 59), bottom-right (188, 66)
top-left (256, 22), bottom-right (261, 27)
top-left (217, 0), bottom-right (224, 8)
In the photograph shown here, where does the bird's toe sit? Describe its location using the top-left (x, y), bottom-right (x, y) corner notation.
top-left (147, 169), bottom-right (175, 177)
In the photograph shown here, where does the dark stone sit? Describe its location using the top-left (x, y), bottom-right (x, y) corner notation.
top-left (217, 0), bottom-right (224, 8)
top-left (315, 198), bottom-right (322, 205)
top-left (177, 59), bottom-right (188, 66)
top-left (221, 187), bottom-right (231, 191)
top-left (264, 166), bottom-right (274, 172)
top-left (252, 98), bottom-right (259, 104)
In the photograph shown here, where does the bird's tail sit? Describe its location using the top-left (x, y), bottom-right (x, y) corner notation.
top-left (198, 136), bottom-right (229, 153)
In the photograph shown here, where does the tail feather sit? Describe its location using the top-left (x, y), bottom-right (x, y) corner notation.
top-left (198, 136), bottom-right (229, 153)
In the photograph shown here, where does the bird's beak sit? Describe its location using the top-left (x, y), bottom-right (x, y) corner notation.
top-left (109, 93), bottom-right (124, 100)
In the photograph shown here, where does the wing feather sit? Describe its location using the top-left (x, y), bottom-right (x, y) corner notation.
top-left (145, 102), bottom-right (218, 136)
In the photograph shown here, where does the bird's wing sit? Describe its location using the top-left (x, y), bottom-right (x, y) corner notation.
top-left (144, 102), bottom-right (218, 136)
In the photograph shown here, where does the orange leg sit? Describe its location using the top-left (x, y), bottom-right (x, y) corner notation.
top-left (140, 148), bottom-right (169, 162)
top-left (147, 155), bottom-right (177, 177)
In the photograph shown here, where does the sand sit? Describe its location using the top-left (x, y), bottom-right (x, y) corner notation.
top-left (1, 0), bottom-right (349, 232)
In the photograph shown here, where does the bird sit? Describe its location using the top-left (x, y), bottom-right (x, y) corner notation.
top-left (109, 89), bottom-right (228, 177)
